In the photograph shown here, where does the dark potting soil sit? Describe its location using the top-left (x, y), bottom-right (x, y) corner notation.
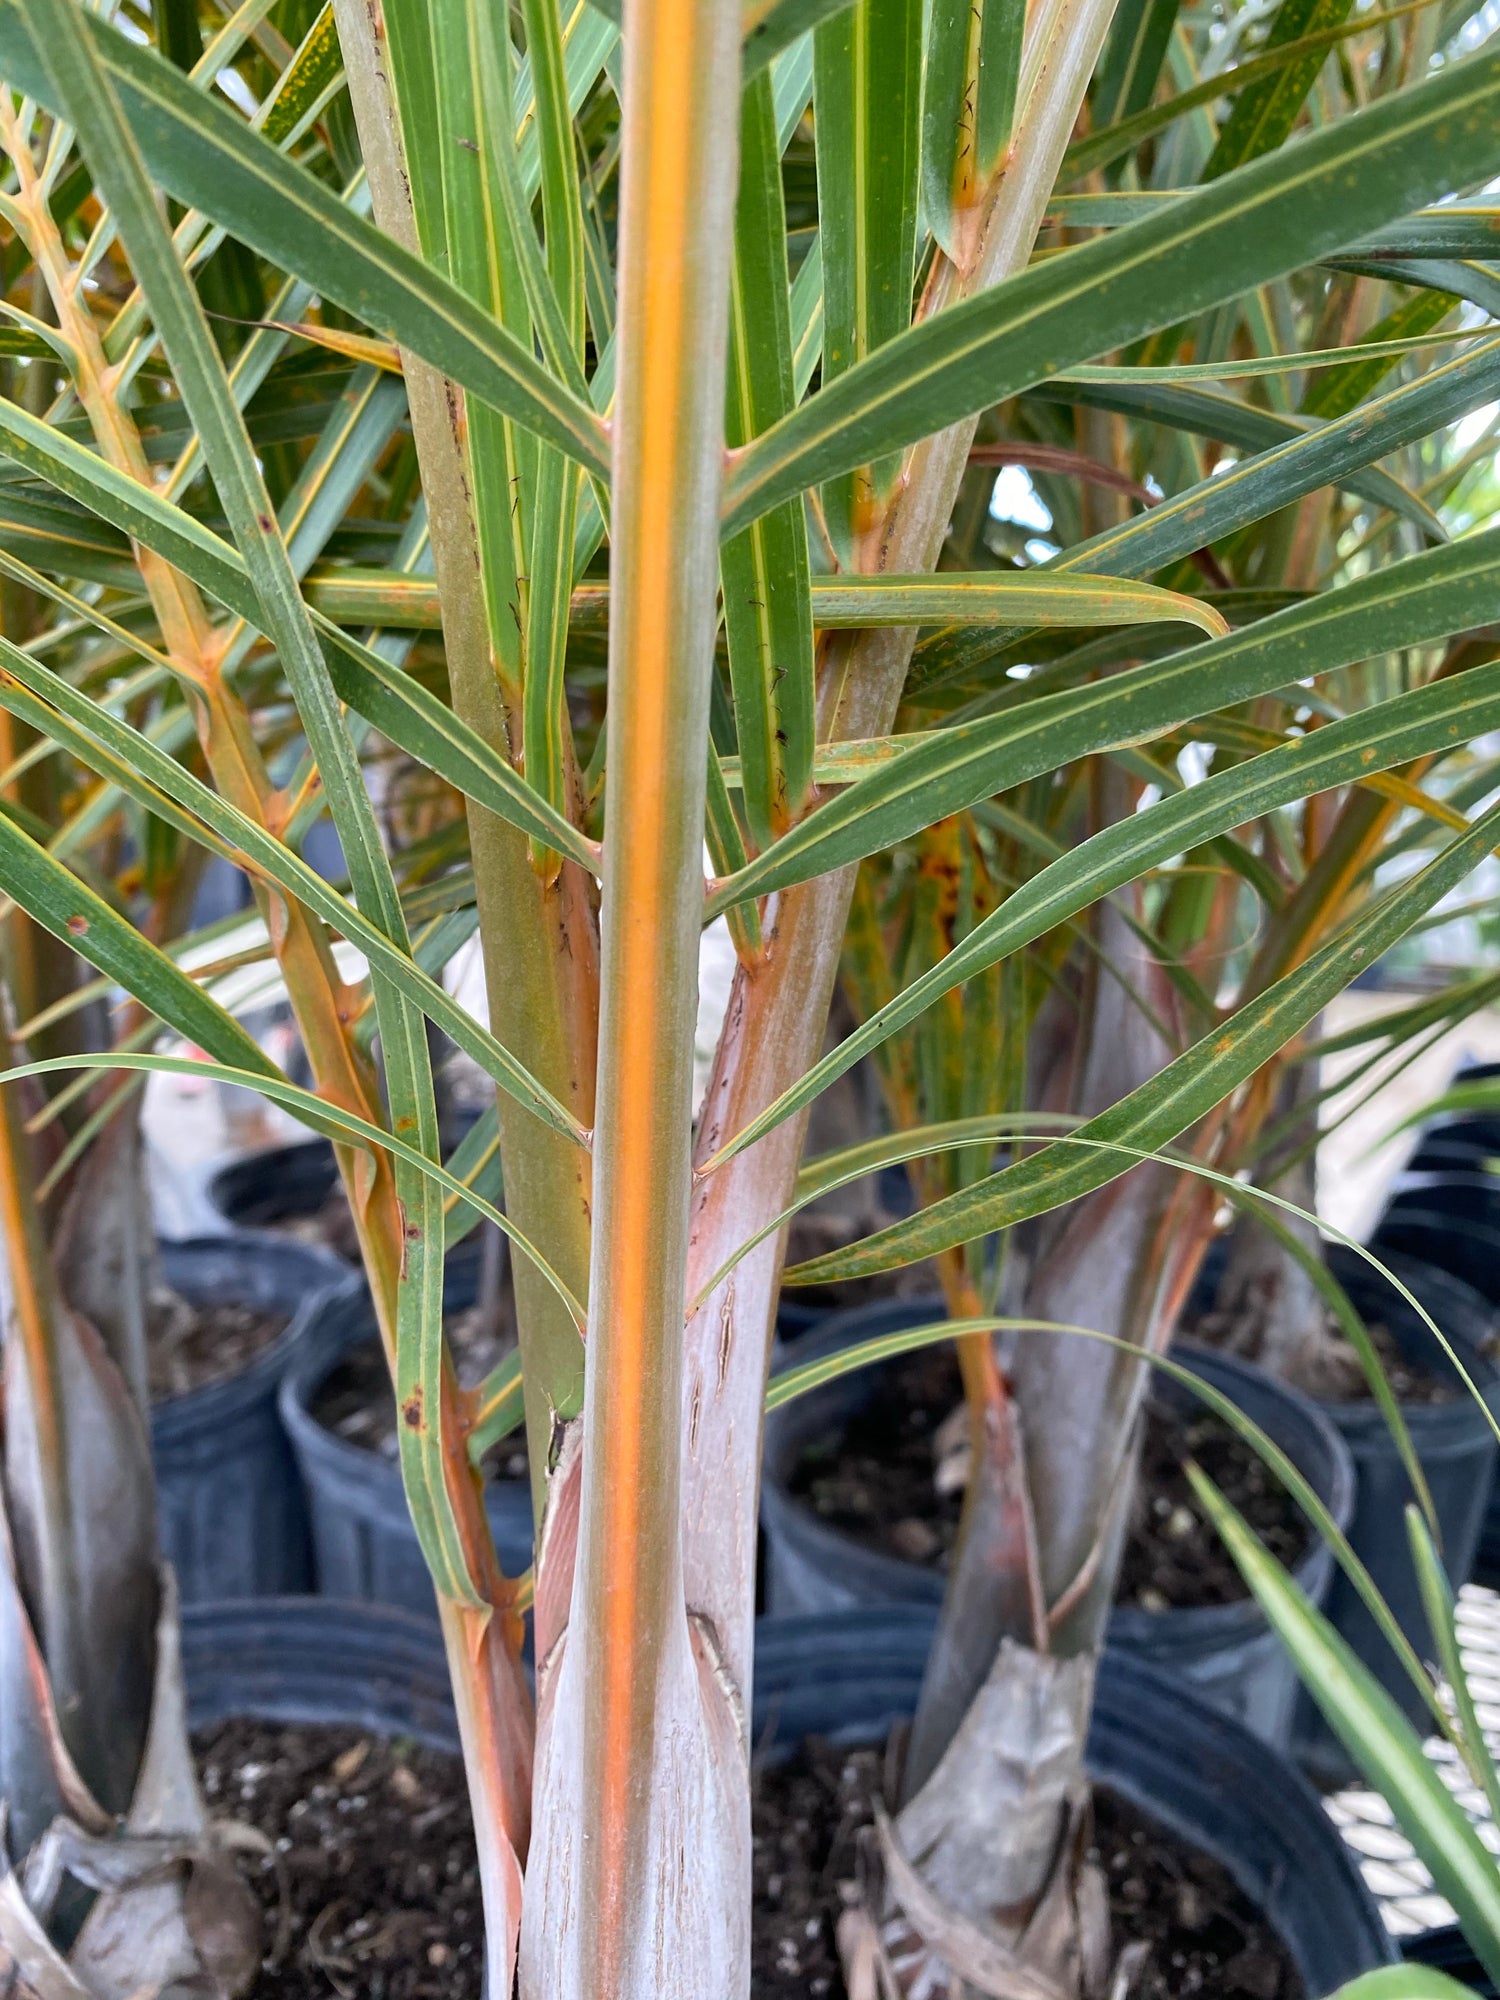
top-left (310, 1308), bottom-right (529, 1484)
top-left (274, 1190), bottom-right (362, 1265)
top-left (197, 1718), bottom-right (1299, 2000)
top-left (1115, 1394), bottom-right (1309, 1612)
top-left (149, 1293), bottom-right (289, 1401)
top-left (1313, 1315), bottom-right (1459, 1406)
top-left (194, 1718), bottom-right (483, 2000)
top-left (1185, 1307), bottom-right (1458, 1408)
top-left (1301, 1314), bottom-right (1458, 1407)
top-left (751, 1738), bottom-right (1302, 2000)
top-left (788, 1348), bottom-right (1309, 1609)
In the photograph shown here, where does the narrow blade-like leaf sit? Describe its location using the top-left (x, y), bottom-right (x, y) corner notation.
top-left (705, 655), bottom-right (1500, 1164)
top-left (1196, 1471), bottom-right (1500, 1993)
top-left (711, 528), bottom-right (1500, 912)
top-left (779, 797), bottom-right (1500, 1282)
top-left (813, 0), bottom-right (922, 558)
top-left (723, 71), bottom-right (819, 842)
top-left (722, 47), bottom-right (1500, 535)
top-left (0, 0), bottom-right (610, 478)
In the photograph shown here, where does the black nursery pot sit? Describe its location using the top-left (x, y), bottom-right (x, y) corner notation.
top-left (153, 1235), bottom-right (354, 1603)
top-left (180, 1595), bottom-right (459, 1750)
top-left (1402, 1924), bottom-right (1499, 2000)
top-left (1295, 1245), bottom-right (1500, 1781)
top-left (206, 1138), bottom-right (348, 1251)
top-left (1374, 1172), bottom-right (1500, 1311)
top-left (760, 1298), bottom-right (1354, 1748)
top-left (753, 1607), bottom-right (1394, 1998)
top-left (279, 1250), bottom-right (533, 1620)
top-left (1407, 1118), bottom-right (1500, 1178)
top-left (176, 1600), bottom-right (1394, 1999)
top-left (1402, 1055), bottom-right (1500, 1174)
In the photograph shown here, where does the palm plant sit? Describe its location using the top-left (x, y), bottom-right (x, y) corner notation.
top-left (2, 0), bottom-right (1500, 1995)
top-left (0, 429), bottom-right (272, 1989)
top-left (812, 699), bottom-right (1500, 1974)
top-left (806, 245), bottom-right (1500, 1955)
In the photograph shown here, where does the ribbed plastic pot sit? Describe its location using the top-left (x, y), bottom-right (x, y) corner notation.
top-left (1448, 1056), bottom-right (1500, 1101)
top-left (1404, 1055), bottom-right (1500, 1174)
top-left (1408, 1118), bottom-right (1500, 1176)
top-left (153, 1236), bottom-right (355, 1602)
top-left (1295, 1246), bottom-right (1500, 1781)
top-left (177, 1600), bottom-right (1393, 1998)
top-left (180, 1596), bottom-right (460, 1747)
top-left (279, 1251), bottom-right (532, 1619)
top-left (754, 1607), bottom-right (1393, 1998)
top-left (760, 1298), bottom-right (1354, 1747)
top-left (1374, 1172), bottom-right (1500, 1309)
top-left (774, 1297), bottom-right (831, 1341)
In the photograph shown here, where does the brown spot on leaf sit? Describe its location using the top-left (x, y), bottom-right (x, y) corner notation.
top-left (402, 1392), bottom-right (424, 1430)
top-left (66, 914), bottom-right (88, 936)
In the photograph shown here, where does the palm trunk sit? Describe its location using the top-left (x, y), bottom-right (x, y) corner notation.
top-left (329, 0), bottom-right (598, 1493)
top-left (889, 895), bottom-right (1220, 1992)
top-left (331, 12), bottom-right (589, 1985)
top-left (518, 4), bottom-right (746, 1993)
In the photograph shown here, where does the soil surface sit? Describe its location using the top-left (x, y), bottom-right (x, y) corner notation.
top-left (1116, 1398), bottom-right (1308, 1612)
top-left (310, 1302), bottom-right (528, 1485)
top-left (1319, 1316), bottom-right (1458, 1406)
top-left (198, 1718), bottom-right (1299, 2000)
top-left (149, 1294), bottom-right (289, 1401)
top-left (1187, 1303), bottom-right (1458, 1406)
top-left (751, 1738), bottom-right (1303, 2000)
top-left (274, 1191), bottom-right (362, 1265)
top-left (787, 1348), bottom-right (1310, 1607)
top-left (195, 1719), bottom-right (482, 2000)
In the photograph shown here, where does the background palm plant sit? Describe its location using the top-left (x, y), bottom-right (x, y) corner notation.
top-left (1, 0), bottom-right (1500, 1995)
top-left (0, 353), bottom-right (277, 1992)
top-left (792, 194), bottom-right (1500, 1969)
